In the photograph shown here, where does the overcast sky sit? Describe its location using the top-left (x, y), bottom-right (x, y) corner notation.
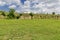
top-left (0, 0), bottom-right (60, 14)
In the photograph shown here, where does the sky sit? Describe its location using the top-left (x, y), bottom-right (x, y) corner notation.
top-left (0, 0), bottom-right (60, 14)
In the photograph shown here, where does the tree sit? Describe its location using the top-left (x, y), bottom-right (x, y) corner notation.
top-left (52, 12), bottom-right (55, 19)
top-left (52, 12), bottom-right (55, 15)
top-left (19, 13), bottom-right (22, 18)
top-left (8, 8), bottom-right (15, 19)
top-left (1, 11), bottom-right (6, 16)
top-left (29, 13), bottom-right (33, 19)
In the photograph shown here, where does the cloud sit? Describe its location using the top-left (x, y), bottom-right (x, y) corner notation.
top-left (9, 5), bottom-right (16, 8)
top-left (0, 1), bottom-right (6, 6)
top-left (0, 0), bottom-right (60, 14)
top-left (30, 0), bottom-right (60, 13)
top-left (23, 0), bottom-right (30, 12)
top-left (0, 0), bottom-right (21, 5)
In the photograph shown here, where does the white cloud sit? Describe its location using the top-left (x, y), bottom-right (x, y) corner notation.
top-left (0, 0), bottom-right (21, 5)
top-left (14, 0), bottom-right (21, 5)
top-left (24, 0), bottom-right (30, 8)
top-left (22, 0), bottom-right (31, 12)
top-left (0, 1), bottom-right (6, 6)
top-left (0, 0), bottom-right (60, 14)
top-left (9, 5), bottom-right (16, 8)
top-left (46, 3), bottom-right (55, 7)
top-left (16, 10), bottom-right (20, 13)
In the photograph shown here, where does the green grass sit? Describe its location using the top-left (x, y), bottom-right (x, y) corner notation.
top-left (0, 19), bottom-right (60, 40)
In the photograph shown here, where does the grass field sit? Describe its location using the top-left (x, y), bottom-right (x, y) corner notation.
top-left (0, 19), bottom-right (60, 40)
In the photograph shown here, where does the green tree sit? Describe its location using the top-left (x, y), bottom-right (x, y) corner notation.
top-left (1, 11), bottom-right (6, 16)
top-left (29, 13), bottom-right (33, 19)
top-left (20, 14), bottom-right (22, 17)
top-left (8, 8), bottom-right (15, 19)
top-left (52, 12), bottom-right (55, 19)
top-left (52, 12), bottom-right (55, 15)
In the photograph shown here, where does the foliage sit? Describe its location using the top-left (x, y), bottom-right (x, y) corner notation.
top-left (7, 8), bottom-right (15, 19)
top-left (1, 11), bottom-right (6, 16)
top-left (0, 10), bottom-right (60, 19)
top-left (29, 13), bottom-right (33, 19)
top-left (29, 12), bottom-right (33, 17)
top-left (52, 12), bottom-right (55, 15)
top-left (20, 13), bottom-right (22, 16)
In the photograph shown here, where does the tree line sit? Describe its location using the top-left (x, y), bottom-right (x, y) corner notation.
top-left (0, 8), bottom-right (60, 19)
